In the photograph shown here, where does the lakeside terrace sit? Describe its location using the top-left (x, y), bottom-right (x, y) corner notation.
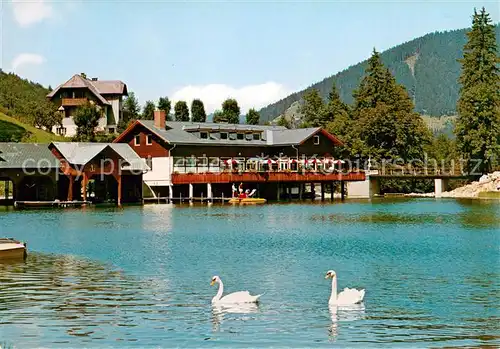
top-left (170, 156), bottom-right (365, 184)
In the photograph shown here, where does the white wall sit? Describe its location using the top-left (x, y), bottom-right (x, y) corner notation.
top-left (143, 157), bottom-right (172, 186)
top-left (106, 97), bottom-right (121, 126)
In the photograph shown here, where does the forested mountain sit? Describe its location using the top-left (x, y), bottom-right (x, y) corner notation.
top-left (258, 25), bottom-right (500, 122)
top-left (0, 70), bottom-right (53, 124)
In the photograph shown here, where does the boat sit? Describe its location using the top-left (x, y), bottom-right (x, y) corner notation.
top-left (228, 198), bottom-right (267, 205)
top-left (0, 238), bottom-right (27, 260)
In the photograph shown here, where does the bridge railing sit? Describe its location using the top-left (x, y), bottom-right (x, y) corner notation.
top-left (370, 165), bottom-right (468, 177)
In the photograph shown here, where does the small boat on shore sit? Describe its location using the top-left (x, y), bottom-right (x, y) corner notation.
top-left (228, 198), bottom-right (267, 205)
top-left (0, 238), bottom-right (27, 260)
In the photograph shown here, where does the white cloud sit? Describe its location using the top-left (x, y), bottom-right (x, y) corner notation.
top-left (11, 53), bottom-right (45, 73)
top-left (11, 0), bottom-right (53, 27)
top-left (171, 82), bottom-right (291, 114)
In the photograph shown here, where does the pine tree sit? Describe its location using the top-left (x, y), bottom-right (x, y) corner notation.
top-left (158, 97), bottom-right (172, 121)
top-left (174, 101), bottom-right (190, 121)
top-left (142, 100), bottom-right (156, 120)
top-left (191, 99), bottom-right (207, 122)
top-left (246, 108), bottom-right (260, 125)
top-left (300, 88), bottom-right (323, 127)
top-left (455, 8), bottom-right (500, 174)
top-left (222, 98), bottom-right (240, 124)
top-left (73, 102), bottom-right (101, 142)
top-left (322, 82), bottom-right (350, 127)
top-left (352, 49), bottom-right (431, 161)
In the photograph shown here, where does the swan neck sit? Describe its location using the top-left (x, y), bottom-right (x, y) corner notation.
top-left (215, 280), bottom-right (224, 301)
top-left (329, 276), bottom-right (337, 303)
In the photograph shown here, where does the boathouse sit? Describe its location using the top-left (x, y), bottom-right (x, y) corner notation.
top-left (114, 110), bottom-right (365, 201)
top-left (0, 142), bottom-right (148, 206)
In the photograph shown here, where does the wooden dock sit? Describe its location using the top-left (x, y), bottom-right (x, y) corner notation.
top-left (143, 197), bottom-right (231, 204)
top-left (14, 201), bottom-right (90, 209)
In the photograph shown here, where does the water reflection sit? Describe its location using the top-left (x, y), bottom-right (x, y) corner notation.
top-left (211, 303), bottom-right (260, 332)
top-left (328, 304), bottom-right (366, 340)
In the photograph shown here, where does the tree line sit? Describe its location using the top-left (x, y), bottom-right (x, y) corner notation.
top-left (279, 7), bottom-right (499, 178)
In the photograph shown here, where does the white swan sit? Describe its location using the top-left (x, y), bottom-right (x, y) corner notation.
top-left (210, 275), bottom-right (262, 304)
top-left (325, 270), bottom-right (365, 305)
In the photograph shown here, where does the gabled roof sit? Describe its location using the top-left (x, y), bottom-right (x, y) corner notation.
top-left (114, 120), bottom-right (343, 147)
top-left (47, 74), bottom-right (128, 105)
top-left (50, 142), bottom-right (149, 171)
top-left (0, 143), bottom-right (60, 169)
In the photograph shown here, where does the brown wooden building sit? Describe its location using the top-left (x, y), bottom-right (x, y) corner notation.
top-left (114, 111), bottom-right (365, 200)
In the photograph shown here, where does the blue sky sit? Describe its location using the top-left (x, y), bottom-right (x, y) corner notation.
top-left (2, 0), bottom-right (499, 113)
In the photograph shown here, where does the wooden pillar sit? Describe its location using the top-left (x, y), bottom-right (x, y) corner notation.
top-left (4, 180), bottom-right (9, 200)
top-left (299, 183), bottom-right (303, 200)
top-left (341, 181), bottom-right (345, 201)
top-left (321, 182), bottom-right (325, 201)
top-left (82, 173), bottom-right (88, 202)
top-left (67, 175), bottom-right (74, 201)
top-left (311, 183), bottom-right (315, 201)
top-left (117, 174), bottom-right (122, 206)
top-left (330, 182), bottom-right (334, 202)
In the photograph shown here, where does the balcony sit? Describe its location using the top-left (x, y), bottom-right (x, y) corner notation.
top-left (171, 170), bottom-right (366, 185)
top-left (61, 98), bottom-right (88, 107)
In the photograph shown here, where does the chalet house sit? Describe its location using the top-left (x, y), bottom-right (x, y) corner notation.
top-left (114, 110), bottom-right (365, 200)
top-left (47, 74), bottom-right (128, 137)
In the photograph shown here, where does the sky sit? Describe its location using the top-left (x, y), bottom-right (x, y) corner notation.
top-left (1, 0), bottom-right (499, 113)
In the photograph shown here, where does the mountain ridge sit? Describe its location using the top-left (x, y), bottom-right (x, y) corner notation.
top-left (258, 25), bottom-right (500, 123)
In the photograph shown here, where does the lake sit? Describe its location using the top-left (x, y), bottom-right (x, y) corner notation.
top-left (0, 199), bottom-right (499, 348)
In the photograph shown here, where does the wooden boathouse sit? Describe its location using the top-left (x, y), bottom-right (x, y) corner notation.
top-left (0, 142), bottom-right (148, 206)
top-left (114, 110), bottom-right (366, 201)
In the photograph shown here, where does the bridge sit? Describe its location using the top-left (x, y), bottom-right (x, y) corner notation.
top-left (347, 166), bottom-right (478, 198)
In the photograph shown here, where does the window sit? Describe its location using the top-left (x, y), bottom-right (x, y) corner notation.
top-left (56, 127), bottom-right (67, 136)
top-left (146, 156), bottom-right (153, 170)
top-left (229, 133), bottom-right (237, 140)
top-left (200, 132), bottom-right (208, 139)
top-left (253, 133), bottom-right (261, 140)
top-left (146, 134), bottom-right (153, 145)
top-left (134, 135), bottom-right (141, 146)
top-left (237, 133), bottom-right (244, 140)
top-left (220, 132), bottom-right (228, 140)
top-left (314, 135), bottom-right (320, 145)
top-left (246, 133), bottom-right (252, 141)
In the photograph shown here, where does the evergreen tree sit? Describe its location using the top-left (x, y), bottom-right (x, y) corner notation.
top-left (321, 82), bottom-right (350, 128)
top-left (222, 98), bottom-right (240, 124)
top-left (246, 108), bottom-right (260, 125)
top-left (158, 97), bottom-right (172, 121)
top-left (191, 99), bottom-right (207, 122)
top-left (352, 49), bottom-right (431, 161)
top-left (122, 92), bottom-right (140, 123)
top-left (213, 110), bottom-right (225, 123)
top-left (174, 101), bottom-right (190, 121)
top-left (142, 100), bottom-right (156, 120)
top-left (276, 116), bottom-right (291, 128)
top-left (300, 88), bottom-right (324, 127)
top-left (73, 102), bottom-right (101, 142)
top-left (455, 8), bottom-right (500, 174)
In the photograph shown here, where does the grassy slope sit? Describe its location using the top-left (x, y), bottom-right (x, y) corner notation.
top-left (0, 113), bottom-right (64, 143)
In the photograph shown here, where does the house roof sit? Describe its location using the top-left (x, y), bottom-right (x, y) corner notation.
top-left (114, 120), bottom-right (343, 147)
top-left (50, 142), bottom-right (149, 171)
top-left (0, 143), bottom-right (60, 169)
top-left (47, 74), bottom-right (128, 105)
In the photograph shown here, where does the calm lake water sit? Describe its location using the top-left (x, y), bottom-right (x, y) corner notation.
top-left (0, 199), bottom-right (499, 348)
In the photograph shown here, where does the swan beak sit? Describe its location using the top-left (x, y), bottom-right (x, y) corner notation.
top-left (325, 274), bottom-right (330, 279)
top-left (210, 280), bottom-right (215, 286)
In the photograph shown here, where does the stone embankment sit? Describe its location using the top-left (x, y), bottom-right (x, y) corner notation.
top-left (442, 171), bottom-right (500, 198)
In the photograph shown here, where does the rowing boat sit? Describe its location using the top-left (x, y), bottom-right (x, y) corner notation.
top-left (0, 238), bottom-right (27, 260)
top-left (228, 198), bottom-right (267, 205)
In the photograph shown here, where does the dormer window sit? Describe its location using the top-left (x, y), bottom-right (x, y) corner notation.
top-left (134, 135), bottom-right (141, 146)
top-left (253, 133), bottom-right (261, 140)
top-left (146, 134), bottom-right (153, 145)
top-left (246, 133), bottom-right (252, 141)
top-left (237, 133), bottom-right (244, 140)
top-left (229, 133), bottom-right (237, 140)
top-left (314, 135), bottom-right (320, 145)
top-left (220, 132), bottom-right (228, 140)
top-left (200, 132), bottom-right (208, 139)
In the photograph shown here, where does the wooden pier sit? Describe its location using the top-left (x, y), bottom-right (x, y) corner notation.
top-left (143, 197), bottom-right (231, 204)
top-left (14, 201), bottom-right (90, 209)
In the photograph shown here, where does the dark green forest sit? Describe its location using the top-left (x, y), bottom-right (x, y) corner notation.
top-left (258, 25), bottom-right (500, 122)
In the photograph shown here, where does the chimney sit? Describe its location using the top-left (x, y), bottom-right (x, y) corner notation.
top-left (154, 110), bottom-right (166, 129)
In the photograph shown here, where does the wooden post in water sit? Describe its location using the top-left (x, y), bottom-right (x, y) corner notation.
top-left (4, 181), bottom-right (9, 200)
top-left (341, 181), bottom-right (345, 200)
top-left (321, 182), bottom-right (325, 201)
top-left (330, 182), bottom-right (334, 202)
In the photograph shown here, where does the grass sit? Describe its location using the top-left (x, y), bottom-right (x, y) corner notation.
top-left (0, 113), bottom-right (65, 143)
